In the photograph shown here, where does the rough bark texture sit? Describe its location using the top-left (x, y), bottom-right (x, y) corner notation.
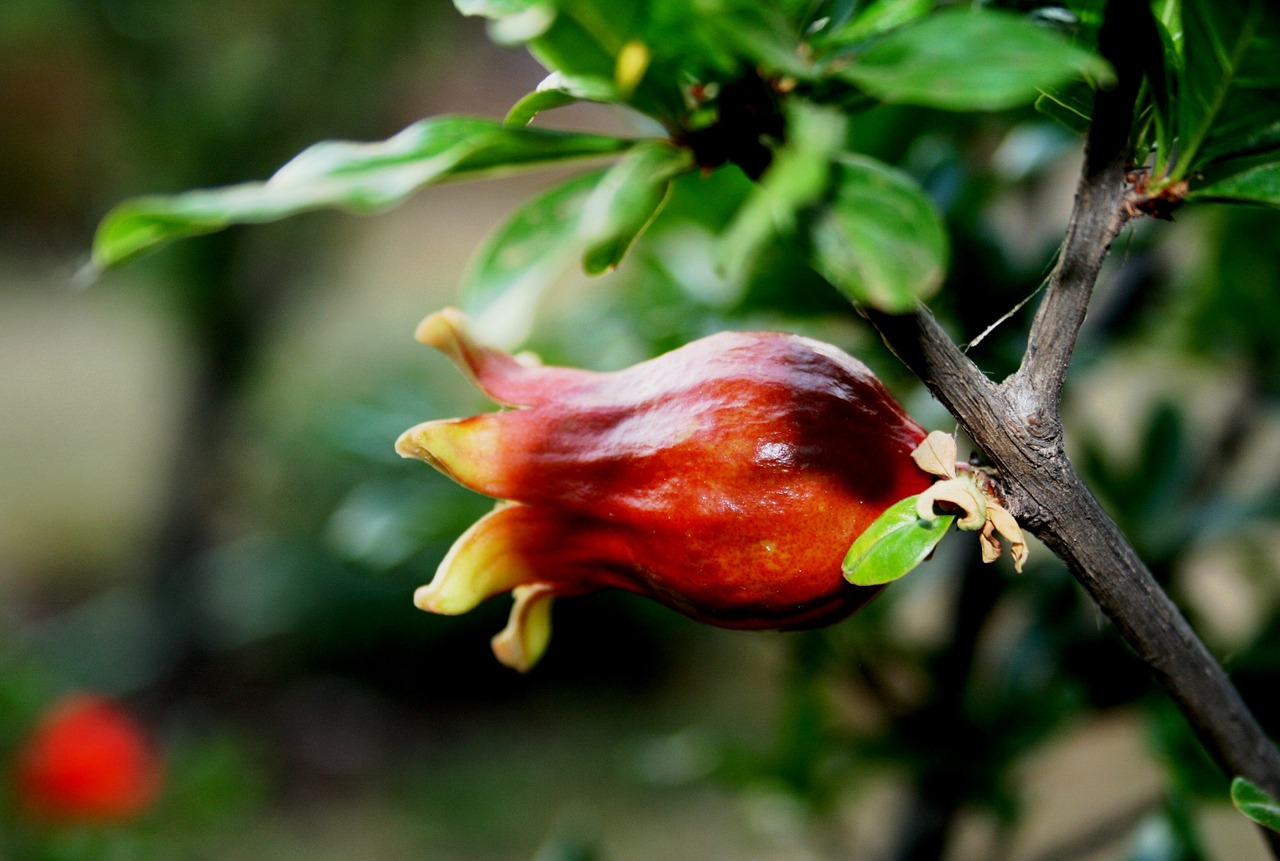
top-left (868, 0), bottom-right (1280, 853)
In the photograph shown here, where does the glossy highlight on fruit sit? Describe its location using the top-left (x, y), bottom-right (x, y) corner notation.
top-left (397, 309), bottom-right (932, 671)
top-left (14, 694), bottom-right (163, 823)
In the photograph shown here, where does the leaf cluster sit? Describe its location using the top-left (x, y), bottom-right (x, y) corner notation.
top-left (92, 0), bottom-right (1132, 318)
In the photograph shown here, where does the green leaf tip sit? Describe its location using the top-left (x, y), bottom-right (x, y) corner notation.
top-left (505, 73), bottom-right (618, 127)
top-left (1231, 777), bottom-right (1280, 833)
top-left (91, 115), bottom-right (636, 270)
top-left (843, 495), bottom-right (954, 587)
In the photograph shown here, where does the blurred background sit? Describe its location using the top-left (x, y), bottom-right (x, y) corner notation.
top-left (3, 1), bottom-right (1280, 859)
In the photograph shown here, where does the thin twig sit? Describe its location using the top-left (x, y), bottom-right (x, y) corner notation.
top-left (1012, 0), bottom-right (1142, 411)
top-left (963, 274), bottom-right (1047, 352)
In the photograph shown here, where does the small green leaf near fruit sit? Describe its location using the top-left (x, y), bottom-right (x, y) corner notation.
top-left (843, 495), bottom-right (955, 587)
top-left (1231, 777), bottom-right (1280, 833)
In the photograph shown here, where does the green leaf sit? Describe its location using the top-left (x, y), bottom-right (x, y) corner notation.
top-left (505, 72), bottom-right (619, 127)
top-left (92, 116), bottom-right (635, 269)
top-left (460, 171), bottom-right (604, 347)
top-left (703, 2), bottom-right (813, 79)
top-left (580, 141), bottom-right (693, 274)
top-left (815, 0), bottom-right (933, 49)
top-left (1189, 162), bottom-right (1280, 208)
top-left (521, 5), bottom-right (682, 121)
top-left (1035, 86), bottom-right (1092, 134)
top-left (843, 495), bottom-right (953, 586)
top-left (808, 154), bottom-right (948, 313)
top-left (454, 0), bottom-right (544, 18)
top-left (488, 4), bottom-right (558, 45)
top-left (1174, 0), bottom-right (1279, 176)
top-left (460, 143), bottom-right (691, 342)
top-left (718, 102), bottom-right (846, 282)
top-left (1231, 777), bottom-right (1280, 833)
top-left (1142, 11), bottom-right (1181, 174)
top-left (837, 8), bottom-right (1114, 111)
top-left (506, 89), bottom-right (583, 128)
top-left (1062, 0), bottom-right (1107, 30)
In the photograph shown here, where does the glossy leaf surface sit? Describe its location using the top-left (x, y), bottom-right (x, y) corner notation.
top-left (837, 8), bottom-right (1113, 111)
top-left (843, 495), bottom-right (954, 586)
top-left (1176, 0), bottom-right (1280, 175)
top-left (505, 73), bottom-right (618, 126)
top-left (580, 141), bottom-right (693, 274)
top-left (808, 155), bottom-right (947, 313)
top-left (93, 117), bottom-right (634, 269)
top-left (1231, 777), bottom-right (1280, 833)
top-left (501, 1), bottom-right (685, 121)
top-left (454, 0), bottom-right (545, 16)
top-left (1189, 163), bottom-right (1280, 208)
top-left (459, 143), bottom-right (689, 342)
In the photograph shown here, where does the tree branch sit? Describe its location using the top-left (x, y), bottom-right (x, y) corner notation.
top-left (869, 299), bottom-right (1280, 790)
top-left (1013, 0), bottom-right (1140, 410)
top-left (867, 0), bottom-right (1280, 852)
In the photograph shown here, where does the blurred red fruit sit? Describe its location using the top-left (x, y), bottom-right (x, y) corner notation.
top-left (13, 694), bottom-right (162, 823)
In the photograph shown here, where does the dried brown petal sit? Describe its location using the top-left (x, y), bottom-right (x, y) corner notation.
top-left (911, 430), bottom-right (958, 480)
top-left (917, 477), bottom-right (987, 530)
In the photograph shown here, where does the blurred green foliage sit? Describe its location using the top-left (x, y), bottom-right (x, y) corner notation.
top-left (3, 0), bottom-right (1280, 859)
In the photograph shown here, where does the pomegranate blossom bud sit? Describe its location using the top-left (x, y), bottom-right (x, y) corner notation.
top-left (14, 694), bottom-right (163, 823)
top-left (398, 309), bottom-right (931, 671)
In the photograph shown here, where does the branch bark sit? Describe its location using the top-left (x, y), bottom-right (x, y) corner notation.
top-left (868, 0), bottom-right (1280, 851)
top-left (868, 306), bottom-right (1280, 850)
top-left (1013, 0), bottom-right (1137, 409)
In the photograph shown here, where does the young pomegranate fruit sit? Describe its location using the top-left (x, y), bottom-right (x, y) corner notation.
top-left (14, 694), bottom-right (163, 823)
top-left (397, 309), bottom-right (932, 670)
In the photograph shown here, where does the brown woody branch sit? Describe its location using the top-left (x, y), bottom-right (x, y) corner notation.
top-left (868, 0), bottom-right (1280, 852)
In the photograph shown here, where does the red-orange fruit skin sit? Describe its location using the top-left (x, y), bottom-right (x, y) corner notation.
top-left (422, 327), bottom-right (932, 630)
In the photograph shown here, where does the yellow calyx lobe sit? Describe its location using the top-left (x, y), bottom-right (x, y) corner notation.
top-left (912, 431), bottom-right (1028, 572)
top-left (399, 309), bottom-right (935, 670)
top-left (491, 584), bottom-right (556, 673)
